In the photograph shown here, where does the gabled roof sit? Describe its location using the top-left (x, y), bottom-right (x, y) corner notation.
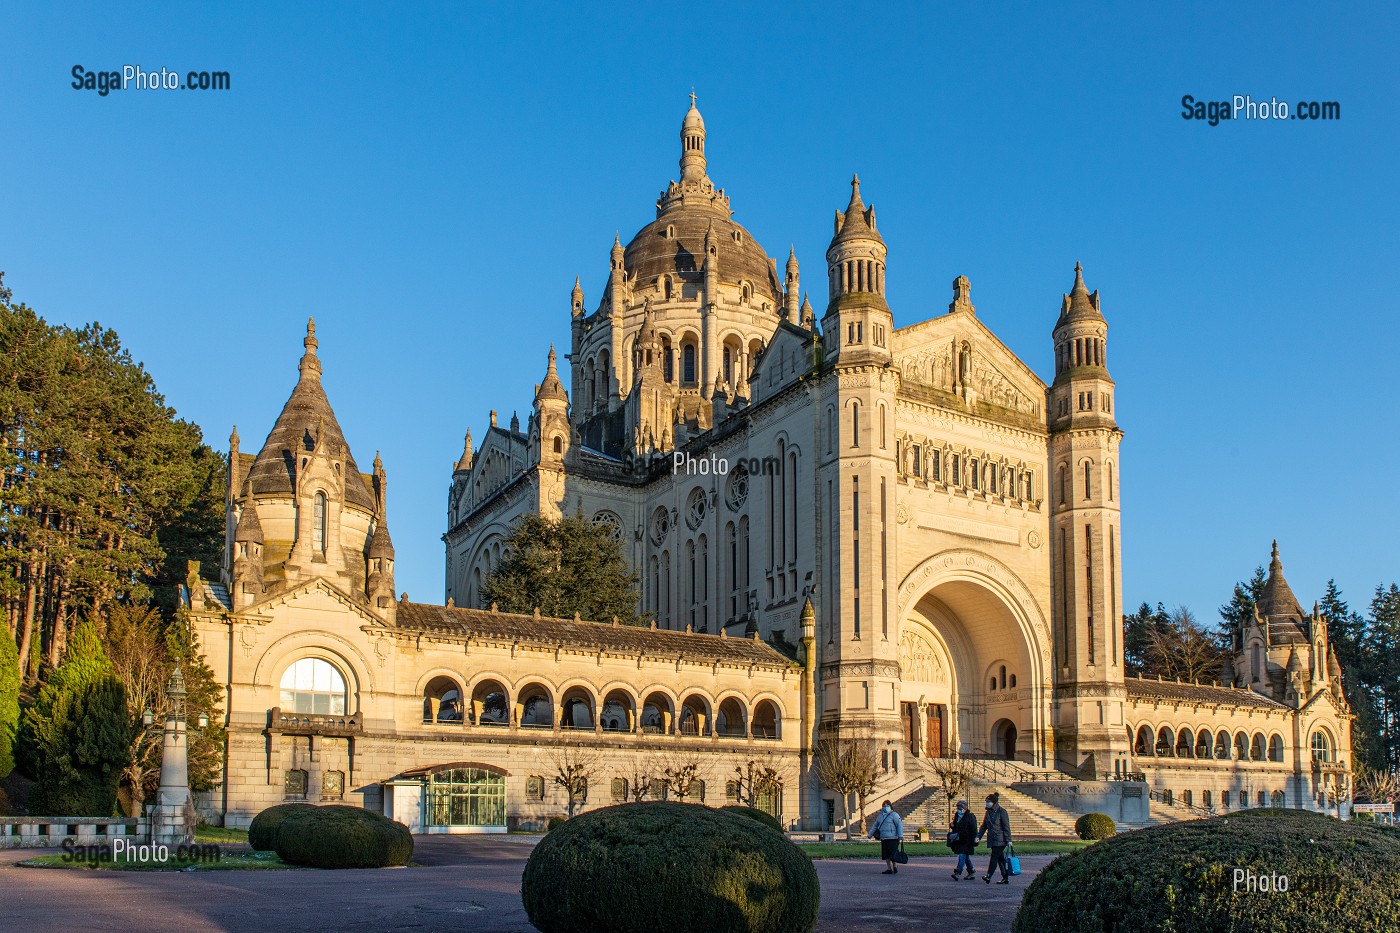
top-left (394, 602), bottom-right (797, 669)
top-left (1125, 677), bottom-right (1289, 711)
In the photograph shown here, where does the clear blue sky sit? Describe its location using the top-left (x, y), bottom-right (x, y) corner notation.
top-left (4, 2), bottom-right (1396, 621)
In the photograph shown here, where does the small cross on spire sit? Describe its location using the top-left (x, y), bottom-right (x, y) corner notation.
top-left (690, 90), bottom-right (697, 107)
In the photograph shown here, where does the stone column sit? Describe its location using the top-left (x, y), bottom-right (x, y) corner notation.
top-left (149, 667), bottom-right (194, 846)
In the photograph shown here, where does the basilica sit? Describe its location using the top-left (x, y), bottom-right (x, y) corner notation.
top-left (186, 99), bottom-right (1353, 833)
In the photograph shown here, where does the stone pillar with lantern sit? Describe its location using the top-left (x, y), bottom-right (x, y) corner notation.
top-left (147, 665), bottom-right (202, 846)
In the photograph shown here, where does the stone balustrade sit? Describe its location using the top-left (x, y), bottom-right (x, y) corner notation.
top-left (0, 816), bottom-right (148, 849)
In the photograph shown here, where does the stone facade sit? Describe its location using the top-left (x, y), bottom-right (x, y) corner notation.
top-left (189, 99), bottom-right (1352, 833)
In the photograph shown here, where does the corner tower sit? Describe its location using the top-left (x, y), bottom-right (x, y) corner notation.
top-left (1047, 263), bottom-right (1128, 778)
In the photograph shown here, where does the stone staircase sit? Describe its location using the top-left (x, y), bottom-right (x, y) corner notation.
top-left (887, 768), bottom-right (1082, 838)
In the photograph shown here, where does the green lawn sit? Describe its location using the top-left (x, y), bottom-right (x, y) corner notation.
top-left (798, 839), bottom-right (1092, 859)
top-left (20, 849), bottom-right (295, 871)
top-left (195, 824), bottom-right (248, 844)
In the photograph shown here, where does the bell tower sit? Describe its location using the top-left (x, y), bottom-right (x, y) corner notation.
top-left (1047, 263), bottom-right (1129, 778)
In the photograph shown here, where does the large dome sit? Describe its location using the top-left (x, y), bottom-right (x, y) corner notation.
top-left (623, 211), bottom-right (781, 306)
top-left (618, 95), bottom-right (781, 308)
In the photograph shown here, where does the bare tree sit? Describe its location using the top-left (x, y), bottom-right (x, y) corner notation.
top-left (927, 754), bottom-right (976, 825)
top-left (733, 756), bottom-right (783, 809)
top-left (659, 752), bottom-right (708, 802)
top-left (550, 746), bottom-right (600, 818)
top-left (813, 734), bottom-right (883, 838)
top-left (1144, 607), bottom-right (1223, 682)
top-left (626, 755), bottom-right (664, 802)
top-left (1355, 766), bottom-right (1400, 804)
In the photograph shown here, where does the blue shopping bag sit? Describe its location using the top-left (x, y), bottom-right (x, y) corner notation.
top-left (1006, 845), bottom-right (1021, 876)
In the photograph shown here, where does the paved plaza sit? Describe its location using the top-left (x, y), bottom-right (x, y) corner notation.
top-left (0, 835), bottom-right (1047, 933)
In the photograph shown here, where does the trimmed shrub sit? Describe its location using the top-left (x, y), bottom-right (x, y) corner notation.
top-left (523, 802), bottom-right (820, 933)
top-left (273, 805), bottom-right (413, 869)
top-left (248, 802), bottom-right (316, 851)
top-left (547, 816), bottom-right (567, 832)
top-left (1074, 812), bottom-right (1116, 840)
top-left (1014, 808), bottom-right (1400, 933)
top-left (721, 805), bottom-right (784, 834)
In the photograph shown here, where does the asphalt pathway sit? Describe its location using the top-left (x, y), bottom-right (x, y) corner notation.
top-left (0, 835), bottom-right (1046, 932)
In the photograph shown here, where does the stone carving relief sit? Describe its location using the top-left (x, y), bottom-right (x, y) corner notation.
top-left (899, 629), bottom-right (947, 685)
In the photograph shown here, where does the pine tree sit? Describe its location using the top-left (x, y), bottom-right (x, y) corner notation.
top-left (1217, 566), bottom-right (1266, 651)
top-left (0, 629), bottom-right (18, 777)
top-left (29, 675), bottom-right (128, 816)
top-left (16, 619), bottom-right (114, 783)
top-left (1123, 602), bottom-right (1172, 677)
top-left (1366, 584), bottom-right (1400, 771)
top-left (482, 513), bottom-right (642, 625)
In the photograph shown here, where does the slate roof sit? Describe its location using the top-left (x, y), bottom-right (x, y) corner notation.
top-left (1125, 677), bottom-right (1288, 711)
top-left (395, 602), bottom-right (796, 668)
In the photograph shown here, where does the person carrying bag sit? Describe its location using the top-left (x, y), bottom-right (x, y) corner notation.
top-left (868, 800), bottom-right (905, 874)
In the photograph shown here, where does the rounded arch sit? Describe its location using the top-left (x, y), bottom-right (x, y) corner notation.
top-left (422, 674), bottom-right (464, 724)
top-left (259, 630), bottom-right (374, 705)
top-left (1175, 727), bottom-right (1194, 758)
top-left (1134, 725), bottom-right (1153, 756)
top-left (1309, 726), bottom-right (1335, 763)
top-left (278, 655), bottom-right (349, 716)
top-left (560, 684), bottom-right (596, 731)
top-left (991, 718), bottom-right (1019, 761)
top-left (897, 549), bottom-right (1051, 765)
top-left (639, 691), bottom-right (675, 735)
top-left (1268, 733), bottom-right (1284, 762)
top-left (714, 696), bottom-right (747, 738)
top-left (751, 698), bottom-right (781, 739)
top-left (469, 677), bottom-right (510, 726)
top-left (1250, 732), bottom-right (1266, 761)
top-left (1195, 728), bottom-right (1212, 758)
top-left (516, 680), bottom-right (555, 728)
top-left (1215, 729), bottom-right (1231, 759)
top-left (1234, 731), bottom-right (1249, 760)
top-left (1156, 727), bottom-right (1174, 756)
top-left (600, 688), bottom-right (636, 733)
top-left (678, 692), bottom-right (713, 736)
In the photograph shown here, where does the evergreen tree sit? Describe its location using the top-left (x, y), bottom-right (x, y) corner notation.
top-left (0, 275), bottom-right (226, 683)
top-left (1217, 566), bottom-right (1266, 651)
top-left (29, 675), bottom-right (128, 816)
top-left (482, 513), bottom-right (642, 626)
top-left (1366, 584), bottom-right (1400, 771)
top-left (0, 629), bottom-right (18, 777)
top-left (1123, 602), bottom-right (1172, 677)
top-left (1318, 580), bottom-right (1386, 771)
top-left (15, 619), bottom-right (113, 780)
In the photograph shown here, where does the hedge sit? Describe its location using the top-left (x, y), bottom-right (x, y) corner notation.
top-left (248, 803), bottom-right (316, 851)
top-left (273, 805), bottom-right (414, 869)
top-left (523, 802), bottom-right (819, 933)
top-left (721, 805), bottom-right (784, 833)
top-left (1013, 808), bottom-right (1400, 933)
top-left (1074, 812), bottom-right (1116, 840)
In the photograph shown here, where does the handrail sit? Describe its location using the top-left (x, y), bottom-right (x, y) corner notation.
top-left (1147, 789), bottom-right (1215, 818)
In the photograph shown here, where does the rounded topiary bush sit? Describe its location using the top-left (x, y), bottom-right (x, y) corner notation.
top-left (1014, 808), bottom-right (1400, 933)
top-left (523, 802), bottom-right (819, 933)
top-left (248, 802), bottom-right (316, 851)
top-left (721, 805), bottom-right (784, 834)
top-left (1074, 812), bottom-right (1116, 840)
top-left (272, 805), bottom-right (414, 869)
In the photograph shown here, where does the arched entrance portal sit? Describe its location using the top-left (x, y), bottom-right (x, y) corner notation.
top-left (992, 719), bottom-right (1018, 761)
top-left (896, 552), bottom-right (1050, 767)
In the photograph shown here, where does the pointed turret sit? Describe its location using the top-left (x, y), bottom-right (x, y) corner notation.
top-left (230, 496), bottom-right (264, 606)
top-left (571, 276), bottom-right (585, 318)
top-left (824, 174), bottom-right (891, 364)
top-left (536, 345), bottom-right (569, 403)
top-left (1050, 262), bottom-right (1116, 431)
top-left (1258, 540), bottom-right (1306, 621)
top-left (455, 430), bottom-right (474, 473)
top-left (679, 91), bottom-right (708, 184)
top-left (784, 246), bottom-right (801, 321)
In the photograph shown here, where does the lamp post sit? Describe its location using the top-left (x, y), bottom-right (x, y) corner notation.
top-left (149, 666), bottom-right (194, 846)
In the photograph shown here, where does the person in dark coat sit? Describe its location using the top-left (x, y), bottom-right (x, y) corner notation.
top-left (976, 792), bottom-right (1013, 884)
top-left (948, 800), bottom-right (978, 879)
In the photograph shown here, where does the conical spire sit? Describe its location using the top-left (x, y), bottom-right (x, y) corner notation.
top-left (831, 174), bottom-right (881, 244)
top-left (1058, 261), bottom-right (1104, 326)
top-left (456, 430), bottom-right (474, 472)
top-left (245, 321), bottom-right (376, 511)
top-left (787, 245), bottom-right (799, 274)
top-left (234, 496), bottom-right (264, 543)
top-left (1258, 540), bottom-right (1306, 620)
top-left (298, 317), bottom-right (322, 380)
top-left (571, 276), bottom-right (584, 317)
top-left (536, 345), bottom-right (568, 402)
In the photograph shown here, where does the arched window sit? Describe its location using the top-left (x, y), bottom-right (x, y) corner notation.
top-left (715, 697), bottom-right (746, 737)
top-left (1311, 730), bottom-right (1332, 763)
top-left (1058, 466), bottom-right (1067, 505)
top-left (1250, 732), bottom-right (1265, 761)
top-left (1083, 461), bottom-right (1092, 499)
top-left (752, 700), bottom-right (780, 739)
top-left (1268, 734), bottom-right (1284, 762)
top-left (851, 401), bottom-right (860, 447)
top-left (280, 658), bottom-right (347, 715)
top-left (1134, 726), bottom-right (1152, 755)
top-left (312, 491), bottom-right (327, 554)
top-left (1176, 728), bottom-right (1193, 758)
top-left (552, 436), bottom-right (563, 454)
top-left (471, 680), bottom-right (509, 725)
top-left (1108, 462), bottom-right (1115, 501)
top-left (641, 692), bottom-right (674, 734)
top-left (1215, 730), bottom-right (1230, 759)
top-left (1234, 731), bottom-right (1249, 760)
top-left (878, 404), bottom-right (887, 449)
top-left (999, 665), bottom-right (1007, 690)
top-left (1156, 727), bottom-right (1173, 756)
top-left (1271, 790), bottom-right (1285, 808)
top-left (682, 343), bottom-right (697, 385)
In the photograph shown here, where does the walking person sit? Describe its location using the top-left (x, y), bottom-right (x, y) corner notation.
top-left (868, 799), bottom-right (904, 875)
top-left (976, 792), bottom-right (1012, 884)
top-left (949, 800), bottom-right (978, 879)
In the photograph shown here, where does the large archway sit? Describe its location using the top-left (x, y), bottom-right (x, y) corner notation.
top-left (896, 551), bottom-right (1052, 767)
